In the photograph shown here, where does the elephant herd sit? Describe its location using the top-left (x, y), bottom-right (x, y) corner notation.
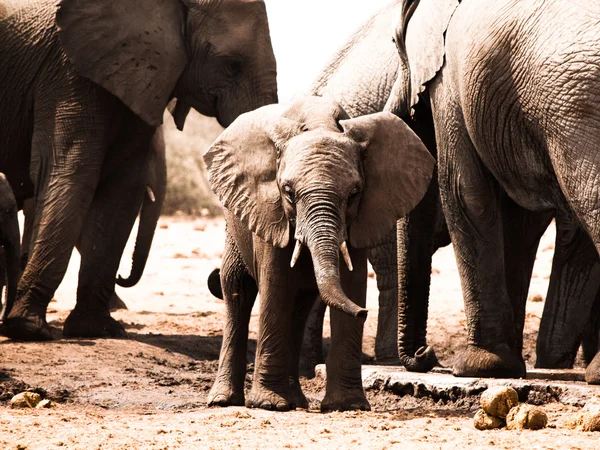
top-left (0, 0), bottom-right (599, 414)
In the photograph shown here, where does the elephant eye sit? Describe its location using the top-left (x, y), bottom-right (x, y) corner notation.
top-left (349, 186), bottom-right (361, 198)
top-left (224, 57), bottom-right (243, 78)
top-left (282, 184), bottom-right (295, 203)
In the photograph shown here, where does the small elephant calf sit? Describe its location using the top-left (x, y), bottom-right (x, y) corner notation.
top-left (203, 96), bottom-right (434, 411)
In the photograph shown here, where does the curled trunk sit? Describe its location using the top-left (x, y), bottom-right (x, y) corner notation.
top-left (117, 128), bottom-right (167, 288)
top-left (302, 198), bottom-right (366, 319)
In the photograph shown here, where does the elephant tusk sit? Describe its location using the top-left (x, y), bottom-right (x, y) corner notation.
top-left (290, 240), bottom-right (303, 268)
top-left (340, 241), bottom-right (353, 272)
top-left (146, 186), bottom-right (156, 203)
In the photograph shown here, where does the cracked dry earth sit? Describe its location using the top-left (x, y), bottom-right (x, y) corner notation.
top-left (1, 216), bottom-right (599, 449)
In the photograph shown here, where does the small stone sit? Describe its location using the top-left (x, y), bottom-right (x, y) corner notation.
top-left (11, 392), bottom-right (42, 409)
top-left (480, 386), bottom-right (519, 418)
top-left (506, 404), bottom-right (548, 430)
top-left (36, 399), bottom-right (54, 409)
top-left (473, 409), bottom-right (505, 430)
top-left (529, 294), bottom-right (544, 302)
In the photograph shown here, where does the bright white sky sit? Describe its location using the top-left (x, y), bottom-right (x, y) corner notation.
top-left (264, 0), bottom-right (393, 102)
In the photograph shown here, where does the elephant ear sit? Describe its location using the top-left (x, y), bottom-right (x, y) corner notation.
top-left (204, 104), bottom-right (291, 248)
top-left (56, 0), bottom-right (188, 127)
top-left (341, 112), bottom-right (435, 249)
top-left (398, 0), bottom-right (460, 112)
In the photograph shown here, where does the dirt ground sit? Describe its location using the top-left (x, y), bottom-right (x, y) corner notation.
top-left (1, 215), bottom-right (599, 449)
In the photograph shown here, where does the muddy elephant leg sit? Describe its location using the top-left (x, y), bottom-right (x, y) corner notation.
top-left (367, 226), bottom-right (399, 364)
top-left (289, 288), bottom-right (319, 408)
top-left (501, 198), bottom-right (553, 356)
top-left (3, 88), bottom-right (115, 341)
top-left (435, 102), bottom-right (524, 378)
top-left (321, 248), bottom-right (370, 412)
top-left (246, 247), bottom-right (297, 411)
top-left (63, 120), bottom-right (153, 338)
top-left (299, 298), bottom-right (326, 377)
top-left (208, 234), bottom-right (257, 407)
top-left (536, 213), bottom-right (600, 369)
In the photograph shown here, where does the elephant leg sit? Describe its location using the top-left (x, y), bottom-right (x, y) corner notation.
top-left (208, 234), bottom-right (257, 407)
top-left (395, 172), bottom-right (442, 372)
top-left (288, 288), bottom-right (319, 409)
top-left (434, 102), bottom-right (524, 378)
top-left (501, 198), bottom-right (553, 356)
top-left (582, 290), bottom-right (600, 367)
top-left (2, 88), bottom-right (116, 341)
top-left (367, 226), bottom-right (400, 364)
top-left (299, 297), bottom-right (326, 377)
top-left (63, 119), bottom-right (153, 338)
top-left (536, 213), bottom-right (600, 369)
top-left (321, 249), bottom-right (370, 412)
top-left (246, 247), bottom-right (297, 411)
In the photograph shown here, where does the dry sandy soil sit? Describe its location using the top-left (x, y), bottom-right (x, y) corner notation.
top-left (1, 215), bottom-right (599, 449)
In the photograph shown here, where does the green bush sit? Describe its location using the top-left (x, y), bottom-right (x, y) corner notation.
top-left (162, 110), bottom-right (224, 216)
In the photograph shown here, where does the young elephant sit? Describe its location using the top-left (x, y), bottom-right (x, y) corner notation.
top-left (204, 96), bottom-right (434, 411)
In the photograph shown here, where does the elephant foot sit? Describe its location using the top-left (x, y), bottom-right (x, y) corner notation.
top-left (63, 310), bottom-right (126, 338)
top-left (1, 313), bottom-right (53, 341)
top-left (289, 379), bottom-right (308, 409)
top-left (452, 344), bottom-right (525, 379)
top-left (321, 387), bottom-right (370, 412)
top-left (207, 378), bottom-right (245, 407)
top-left (246, 385), bottom-right (291, 411)
top-left (108, 292), bottom-right (128, 311)
top-left (585, 353), bottom-right (600, 385)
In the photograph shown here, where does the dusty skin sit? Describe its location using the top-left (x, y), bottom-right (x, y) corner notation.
top-left (1, 216), bottom-right (599, 449)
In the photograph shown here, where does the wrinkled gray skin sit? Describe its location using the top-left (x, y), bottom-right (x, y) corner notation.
top-left (20, 127), bottom-right (167, 312)
top-left (388, 0), bottom-right (600, 379)
top-left (0, 0), bottom-right (277, 341)
top-left (203, 96), bottom-right (434, 411)
top-left (0, 173), bottom-right (22, 325)
top-left (302, 0), bottom-right (447, 374)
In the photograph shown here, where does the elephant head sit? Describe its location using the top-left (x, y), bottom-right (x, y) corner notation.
top-left (56, 0), bottom-right (278, 129)
top-left (204, 96), bottom-right (435, 317)
top-left (385, 0), bottom-right (460, 117)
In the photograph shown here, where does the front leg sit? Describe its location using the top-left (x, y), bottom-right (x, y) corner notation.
top-left (2, 81), bottom-right (116, 341)
top-left (63, 115), bottom-right (153, 338)
top-left (246, 243), bottom-right (298, 411)
top-left (321, 248), bottom-right (370, 412)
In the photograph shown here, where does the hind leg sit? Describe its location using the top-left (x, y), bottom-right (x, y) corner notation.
top-left (288, 288), bottom-right (319, 408)
top-left (207, 234), bottom-right (257, 406)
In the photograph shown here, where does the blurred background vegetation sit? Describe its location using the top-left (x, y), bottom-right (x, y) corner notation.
top-left (162, 110), bottom-right (224, 216)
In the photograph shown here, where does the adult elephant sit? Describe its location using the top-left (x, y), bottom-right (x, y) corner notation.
top-left (301, 0), bottom-right (446, 374)
top-left (20, 126), bottom-right (168, 312)
top-left (0, 0), bottom-right (277, 341)
top-left (387, 0), bottom-right (600, 378)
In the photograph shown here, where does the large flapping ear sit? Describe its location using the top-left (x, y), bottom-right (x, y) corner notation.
top-left (204, 104), bottom-right (291, 248)
top-left (56, 0), bottom-right (188, 127)
top-left (341, 112), bottom-right (435, 249)
top-left (391, 0), bottom-right (460, 114)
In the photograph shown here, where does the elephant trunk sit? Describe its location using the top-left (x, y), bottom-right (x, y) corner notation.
top-left (301, 197), bottom-right (367, 319)
top-left (0, 215), bottom-right (21, 324)
top-left (397, 216), bottom-right (438, 372)
top-left (117, 129), bottom-right (167, 288)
